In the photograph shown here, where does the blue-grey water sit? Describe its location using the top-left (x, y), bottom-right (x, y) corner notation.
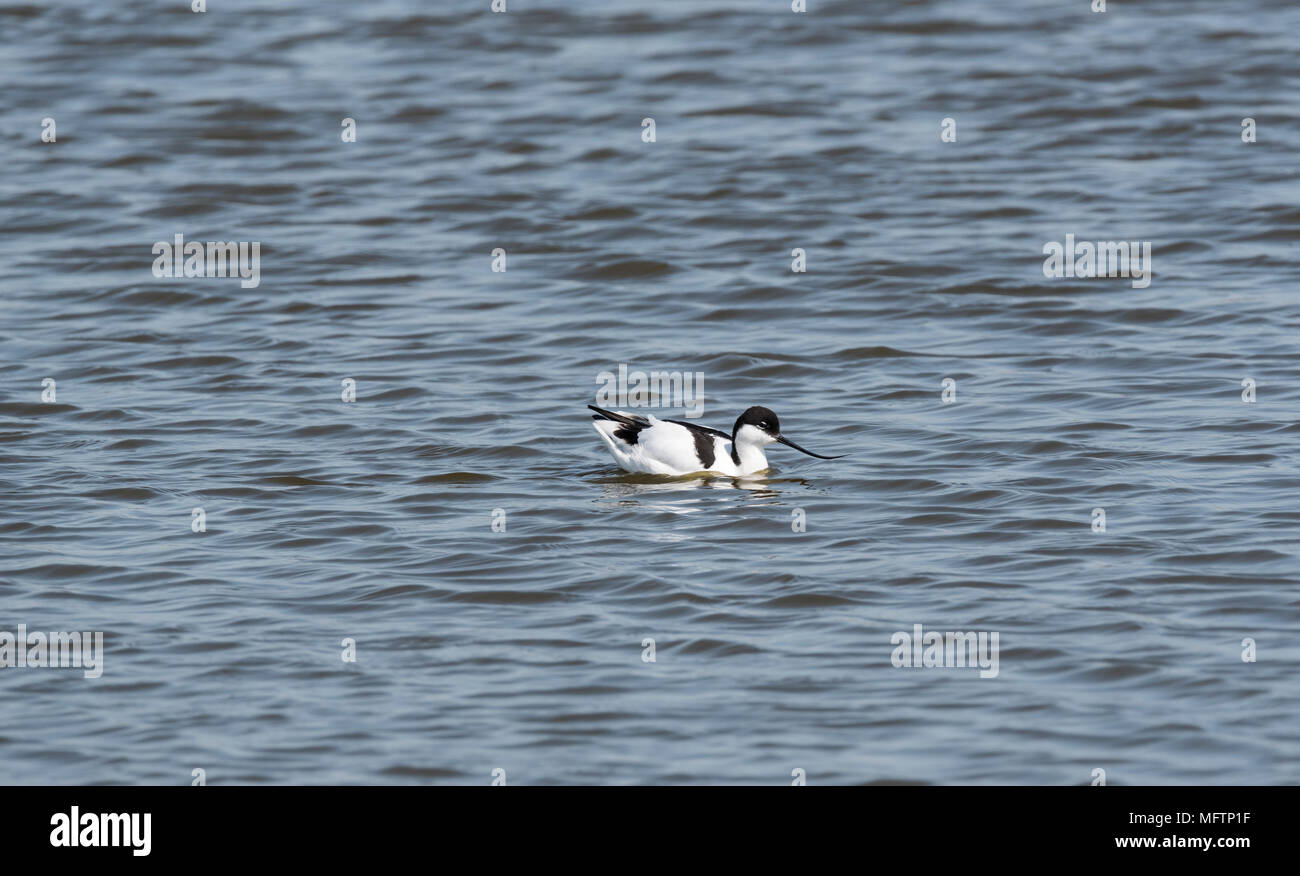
top-left (2, 0), bottom-right (1299, 785)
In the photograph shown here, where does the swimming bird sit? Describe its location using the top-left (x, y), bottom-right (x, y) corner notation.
top-left (588, 404), bottom-right (843, 476)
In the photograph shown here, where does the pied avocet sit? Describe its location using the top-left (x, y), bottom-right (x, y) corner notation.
top-left (588, 404), bottom-right (843, 476)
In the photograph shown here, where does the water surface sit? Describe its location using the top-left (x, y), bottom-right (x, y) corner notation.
top-left (1, 0), bottom-right (1298, 784)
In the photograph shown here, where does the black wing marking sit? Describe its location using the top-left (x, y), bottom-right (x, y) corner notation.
top-left (664, 418), bottom-right (730, 441)
top-left (588, 404), bottom-right (650, 445)
top-left (664, 419), bottom-right (734, 470)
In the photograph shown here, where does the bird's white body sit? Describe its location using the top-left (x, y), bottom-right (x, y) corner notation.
top-left (592, 413), bottom-right (774, 476)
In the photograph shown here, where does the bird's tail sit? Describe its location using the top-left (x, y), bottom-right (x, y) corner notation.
top-left (587, 404), bottom-right (644, 427)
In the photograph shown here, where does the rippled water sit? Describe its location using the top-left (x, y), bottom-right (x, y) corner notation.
top-left (2, 0), bottom-right (1299, 784)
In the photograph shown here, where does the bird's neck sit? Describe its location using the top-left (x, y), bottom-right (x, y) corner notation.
top-left (732, 439), bottom-right (769, 474)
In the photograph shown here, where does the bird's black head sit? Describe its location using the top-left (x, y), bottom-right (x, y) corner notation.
top-left (732, 405), bottom-right (780, 439)
top-left (731, 406), bottom-right (846, 460)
